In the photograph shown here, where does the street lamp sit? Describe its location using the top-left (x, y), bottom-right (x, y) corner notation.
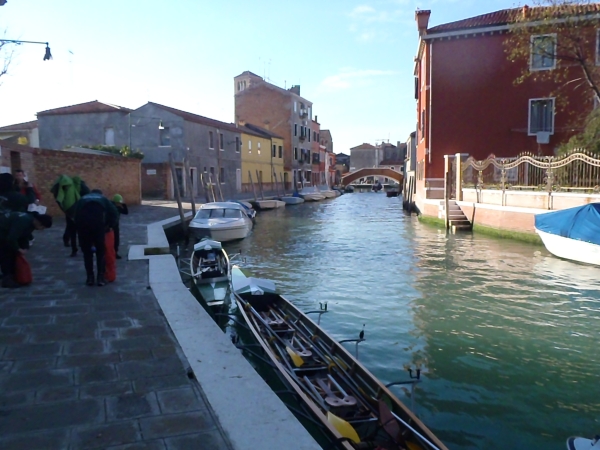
top-left (0, 39), bottom-right (52, 60)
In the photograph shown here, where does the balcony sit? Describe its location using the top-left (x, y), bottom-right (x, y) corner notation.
top-left (299, 132), bottom-right (306, 142)
top-left (299, 108), bottom-right (308, 118)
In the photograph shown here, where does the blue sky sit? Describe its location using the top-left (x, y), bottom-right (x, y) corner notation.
top-left (0, 0), bottom-right (521, 154)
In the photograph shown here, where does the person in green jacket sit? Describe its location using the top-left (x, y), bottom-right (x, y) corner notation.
top-left (0, 211), bottom-right (53, 288)
top-left (51, 175), bottom-right (90, 256)
top-left (73, 189), bottom-right (119, 286)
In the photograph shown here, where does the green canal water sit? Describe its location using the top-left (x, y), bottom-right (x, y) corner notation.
top-left (192, 192), bottom-right (600, 450)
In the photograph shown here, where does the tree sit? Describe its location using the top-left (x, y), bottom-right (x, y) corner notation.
top-left (506, 0), bottom-right (600, 105)
top-left (0, 38), bottom-right (15, 82)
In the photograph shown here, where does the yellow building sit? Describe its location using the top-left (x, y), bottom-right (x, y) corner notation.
top-left (239, 123), bottom-right (285, 196)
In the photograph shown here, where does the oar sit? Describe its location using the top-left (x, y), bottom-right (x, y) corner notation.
top-left (236, 294), bottom-right (306, 367)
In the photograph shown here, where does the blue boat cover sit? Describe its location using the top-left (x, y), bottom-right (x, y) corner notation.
top-left (535, 203), bottom-right (600, 244)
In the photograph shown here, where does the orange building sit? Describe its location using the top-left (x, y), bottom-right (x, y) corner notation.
top-left (413, 6), bottom-right (598, 214)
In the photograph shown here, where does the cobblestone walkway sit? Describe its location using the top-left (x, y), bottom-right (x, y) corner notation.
top-left (0, 203), bottom-right (233, 450)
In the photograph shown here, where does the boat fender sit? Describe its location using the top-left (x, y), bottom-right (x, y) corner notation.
top-left (311, 335), bottom-right (319, 341)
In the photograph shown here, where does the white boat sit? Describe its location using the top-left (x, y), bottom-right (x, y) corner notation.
top-left (189, 202), bottom-right (253, 242)
top-left (280, 196), bottom-right (305, 205)
top-left (298, 186), bottom-right (325, 201)
top-left (567, 435), bottom-right (600, 450)
top-left (535, 203), bottom-right (600, 266)
top-left (189, 239), bottom-right (231, 307)
top-left (318, 185), bottom-right (336, 198)
top-left (253, 199), bottom-right (286, 210)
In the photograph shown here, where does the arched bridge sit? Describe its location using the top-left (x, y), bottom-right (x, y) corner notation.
top-left (341, 168), bottom-right (403, 186)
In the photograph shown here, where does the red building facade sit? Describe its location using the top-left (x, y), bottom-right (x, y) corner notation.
top-left (414, 6), bottom-right (598, 212)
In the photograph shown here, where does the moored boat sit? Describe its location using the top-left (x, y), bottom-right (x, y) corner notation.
top-left (189, 202), bottom-right (253, 243)
top-left (189, 238), bottom-right (231, 307)
top-left (231, 267), bottom-right (448, 450)
top-left (567, 435), bottom-right (600, 450)
top-left (535, 203), bottom-right (600, 266)
top-left (253, 199), bottom-right (286, 210)
top-left (280, 195), bottom-right (305, 205)
top-left (298, 186), bottom-right (325, 201)
top-left (318, 185), bottom-right (337, 198)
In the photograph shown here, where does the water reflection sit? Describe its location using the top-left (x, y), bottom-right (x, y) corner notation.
top-left (216, 193), bottom-right (600, 450)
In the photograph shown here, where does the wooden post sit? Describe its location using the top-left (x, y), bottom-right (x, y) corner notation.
top-left (248, 171), bottom-right (258, 201)
top-left (200, 172), bottom-right (210, 203)
top-left (455, 152), bottom-right (463, 202)
top-left (274, 171), bottom-right (282, 197)
top-left (256, 170), bottom-right (265, 200)
top-left (215, 172), bottom-right (224, 202)
top-left (280, 172), bottom-right (286, 196)
top-left (183, 158), bottom-right (196, 214)
top-left (208, 173), bottom-right (216, 202)
top-left (169, 152), bottom-right (188, 236)
top-left (443, 155), bottom-right (451, 230)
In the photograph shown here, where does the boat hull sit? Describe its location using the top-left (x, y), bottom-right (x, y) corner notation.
top-left (536, 229), bottom-right (600, 266)
top-left (233, 275), bottom-right (447, 450)
top-left (280, 196), bottom-right (305, 205)
top-left (254, 199), bottom-right (286, 210)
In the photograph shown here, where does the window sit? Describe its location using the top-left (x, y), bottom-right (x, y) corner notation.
top-left (531, 34), bottom-right (556, 70)
top-left (529, 98), bottom-right (555, 135)
top-left (294, 147), bottom-right (298, 160)
top-left (278, 145), bottom-right (282, 158)
top-left (308, 129), bottom-right (311, 142)
top-left (272, 144), bottom-right (276, 157)
top-left (219, 133), bottom-right (224, 150)
top-left (257, 142), bottom-right (261, 154)
top-left (248, 140), bottom-right (252, 152)
top-left (209, 131), bottom-right (214, 149)
top-left (235, 137), bottom-right (240, 152)
top-left (160, 127), bottom-right (171, 147)
top-left (294, 124), bottom-right (298, 136)
top-left (294, 101), bottom-right (297, 112)
top-left (220, 167), bottom-right (225, 183)
top-left (104, 127), bottom-right (115, 146)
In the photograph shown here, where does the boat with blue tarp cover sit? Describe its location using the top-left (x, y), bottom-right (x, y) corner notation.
top-left (535, 203), bottom-right (600, 266)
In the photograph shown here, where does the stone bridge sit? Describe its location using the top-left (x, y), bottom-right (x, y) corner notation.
top-left (340, 168), bottom-right (403, 186)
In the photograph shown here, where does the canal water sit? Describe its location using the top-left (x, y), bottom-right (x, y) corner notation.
top-left (188, 192), bottom-right (600, 450)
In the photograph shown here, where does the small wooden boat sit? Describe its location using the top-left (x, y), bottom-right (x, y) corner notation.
top-left (253, 199), bottom-right (286, 210)
top-left (189, 239), bottom-right (231, 307)
top-left (232, 267), bottom-right (447, 450)
top-left (280, 196), bottom-right (305, 205)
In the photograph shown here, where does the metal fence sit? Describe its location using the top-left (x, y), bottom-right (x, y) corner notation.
top-left (461, 150), bottom-right (600, 193)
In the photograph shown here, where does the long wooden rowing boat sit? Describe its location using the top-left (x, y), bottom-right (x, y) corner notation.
top-left (232, 267), bottom-right (448, 450)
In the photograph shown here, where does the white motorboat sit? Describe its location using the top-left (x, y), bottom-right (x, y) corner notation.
top-left (298, 186), bottom-right (325, 201)
top-left (189, 239), bottom-right (231, 307)
top-left (318, 185), bottom-right (337, 198)
top-left (535, 203), bottom-right (600, 266)
top-left (280, 196), bottom-right (305, 205)
top-left (253, 199), bottom-right (286, 210)
top-left (567, 435), bottom-right (600, 450)
top-left (189, 202), bottom-right (253, 243)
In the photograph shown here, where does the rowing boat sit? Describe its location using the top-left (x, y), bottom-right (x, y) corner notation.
top-left (231, 266), bottom-right (447, 450)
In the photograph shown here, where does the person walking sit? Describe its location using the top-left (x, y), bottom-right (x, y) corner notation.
top-left (73, 189), bottom-right (118, 287)
top-left (13, 169), bottom-right (41, 204)
top-left (51, 175), bottom-right (90, 257)
top-left (0, 211), bottom-right (52, 288)
top-left (111, 194), bottom-right (128, 259)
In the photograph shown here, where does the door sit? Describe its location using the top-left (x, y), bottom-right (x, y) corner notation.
top-left (175, 167), bottom-right (185, 197)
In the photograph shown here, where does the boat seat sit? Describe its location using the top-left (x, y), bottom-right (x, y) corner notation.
top-left (260, 311), bottom-right (287, 328)
top-left (316, 377), bottom-right (357, 408)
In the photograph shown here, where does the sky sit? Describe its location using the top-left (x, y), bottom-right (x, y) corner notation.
top-left (0, 0), bottom-right (524, 154)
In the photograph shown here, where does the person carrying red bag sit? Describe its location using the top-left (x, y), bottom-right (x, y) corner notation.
top-left (0, 211), bottom-right (52, 288)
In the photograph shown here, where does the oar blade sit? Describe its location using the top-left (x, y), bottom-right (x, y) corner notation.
top-left (286, 346), bottom-right (304, 367)
top-left (327, 412), bottom-right (360, 444)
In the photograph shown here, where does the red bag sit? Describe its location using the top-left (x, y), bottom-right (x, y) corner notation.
top-left (15, 253), bottom-right (32, 285)
top-left (104, 229), bottom-right (116, 282)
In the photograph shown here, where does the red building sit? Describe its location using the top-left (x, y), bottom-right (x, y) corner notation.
top-left (413, 6), bottom-right (598, 214)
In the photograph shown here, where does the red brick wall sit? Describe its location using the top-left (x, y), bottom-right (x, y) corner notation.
top-left (141, 163), bottom-right (171, 199)
top-left (0, 143), bottom-right (141, 217)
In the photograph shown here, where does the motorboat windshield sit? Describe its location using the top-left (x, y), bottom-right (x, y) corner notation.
top-left (195, 208), bottom-right (244, 220)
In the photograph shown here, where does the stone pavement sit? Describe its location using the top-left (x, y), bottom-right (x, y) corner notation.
top-left (0, 202), bottom-right (233, 450)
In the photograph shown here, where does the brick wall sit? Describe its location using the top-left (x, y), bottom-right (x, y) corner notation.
top-left (0, 143), bottom-right (141, 217)
top-left (141, 163), bottom-right (171, 199)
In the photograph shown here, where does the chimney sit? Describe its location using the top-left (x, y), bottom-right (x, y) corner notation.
top-left (315, 115), bottom-right (318, 123)
top-left (415, 9), bottom-right (431, 35)
top-left (522, 4), bottom-right (529, 18)
top-left (289, 85), bottom-right (301, 95)
top-left (237, 119), bottom-right (246, 126)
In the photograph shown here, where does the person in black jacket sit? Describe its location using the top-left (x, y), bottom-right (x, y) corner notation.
top-left (0, 173), bottom-right (35, 212)
top-left (73, 189), bottom-right (119, 287)
top-left (111, 194), bottom-right (129, 259)
top-left (0, 211), bottom-right (52, 288)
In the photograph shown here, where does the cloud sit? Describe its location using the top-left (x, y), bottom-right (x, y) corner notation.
top-left (347, 2), bottom-right (413, 42)
top-left (320, 69), bottom-right (397, 92)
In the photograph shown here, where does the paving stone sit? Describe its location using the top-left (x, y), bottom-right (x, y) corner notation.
top-left (105, 319), bottom-right (133, 328)
top-left (0, 390), bottom-right (35, 407)
top-left (12, 357), bottom-right (57, 372)
top-left (122, 325), bottom-right (168, 338)
top-left (65, 339), bottom-right (105, 355)
top-left (71, 422), bottom-right (139, 449)
top-left (117, 357), bottom-right (185, 380)
top-left (0, 429), bottom-right (70, 450)
top-left (80, 381), bottom-right (134, 398)
top-left (164, 430), bottom-right (232, 450)
top-left (94, 302), bottom-right (148, 312)
top-left (36, 386), bottom-right (79, 403)
top-left (111, 336), bottom-right (166, 352)
top-left (139, 411), bottom-right (215, 439)
top-left (0, 398), bottom-right (103, 433)
top-left (133, 375), bottom-right (192, 394)
top-left (0, 326), bottom-right (21, 335)
top-left (106, 392), bottom-right (160, 420)
top-left (0, 360), bottom-right (13, 373)
top-left (57, 353), bottom-right (121, 368)
top-left (77, 364), bottom-right (118, 384)
top-left (120, 349), bottom-right (154, 361)
top-left (18, 305), bottom-right (89, 316)
top-left (156, 387), bottom-right (204, 414)
top-left (106, 440), bottom-right (167, 450)
top-left (0, 333), bottom-right (28, 345)
top-left (0, 368), bottom-right (73, 391)
top-left (4, 342), bottom-right (61, 359)
top-left (100, 329), bottom-right (120, 339)
top-left (152, 346), bottom-right (178, 359)
top-left (3, 315), bottom-right (51, 326)
top-left (31, 324), bottom-right (98, 342)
